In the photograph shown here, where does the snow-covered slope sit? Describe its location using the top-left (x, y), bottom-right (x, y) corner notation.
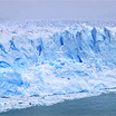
top-left (0, 20), bottom-right (116, 112)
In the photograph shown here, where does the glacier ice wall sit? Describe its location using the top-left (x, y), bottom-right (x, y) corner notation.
top-left (0, 20), bottom-right (116, 112)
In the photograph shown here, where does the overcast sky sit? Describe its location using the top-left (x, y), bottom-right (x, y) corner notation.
top-left (0, 0), bottom-right (116, 21)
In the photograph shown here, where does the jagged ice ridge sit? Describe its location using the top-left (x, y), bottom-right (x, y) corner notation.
top-left (0, 20), bottom-right (116, 112)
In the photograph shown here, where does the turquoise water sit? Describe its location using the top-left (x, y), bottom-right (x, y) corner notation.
top-left (1, 93), bottom-right (116, 116)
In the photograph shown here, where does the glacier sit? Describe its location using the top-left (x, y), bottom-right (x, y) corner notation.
top-left (0, 20), bottom-right (116, 113)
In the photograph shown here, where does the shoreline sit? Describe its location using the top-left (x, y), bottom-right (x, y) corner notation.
top-left (1, 93), bottom-right (116, 116)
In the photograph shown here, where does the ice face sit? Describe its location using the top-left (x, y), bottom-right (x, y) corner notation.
top-left (0, 20), bottom-right (116, 112)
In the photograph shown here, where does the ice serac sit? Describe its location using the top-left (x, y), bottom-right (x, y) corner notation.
top-left (0, 20), bottom-right (116, 112)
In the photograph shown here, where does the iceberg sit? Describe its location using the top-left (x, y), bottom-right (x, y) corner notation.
top-left (0, 20), bottom-right (116, 113)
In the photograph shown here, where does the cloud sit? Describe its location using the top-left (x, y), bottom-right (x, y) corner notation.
top-left (0, 0), bottom-right (116, 20)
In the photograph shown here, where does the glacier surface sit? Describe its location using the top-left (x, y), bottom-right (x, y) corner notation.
top-left (0, 20), bottom-right (116, 112)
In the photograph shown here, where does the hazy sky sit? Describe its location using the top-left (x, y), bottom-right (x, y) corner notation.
top-left (0, 0), bottom-right (116, 20)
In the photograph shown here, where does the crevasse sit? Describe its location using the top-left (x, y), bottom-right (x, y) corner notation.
top-left (0, 20), bottom-right (116, 112)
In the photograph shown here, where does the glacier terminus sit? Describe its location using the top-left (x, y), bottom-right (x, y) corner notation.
top-left (0, 20), bottom-right (116, 113)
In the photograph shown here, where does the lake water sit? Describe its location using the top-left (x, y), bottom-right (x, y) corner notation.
top-left (0, 93), bottom-right (116, 116)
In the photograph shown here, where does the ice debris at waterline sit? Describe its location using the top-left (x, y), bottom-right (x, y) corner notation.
top-left (0, 20), bottom-right (116, 113)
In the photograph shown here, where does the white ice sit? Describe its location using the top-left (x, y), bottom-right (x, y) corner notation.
top-left (0, 20), bottom-right (116, 113)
